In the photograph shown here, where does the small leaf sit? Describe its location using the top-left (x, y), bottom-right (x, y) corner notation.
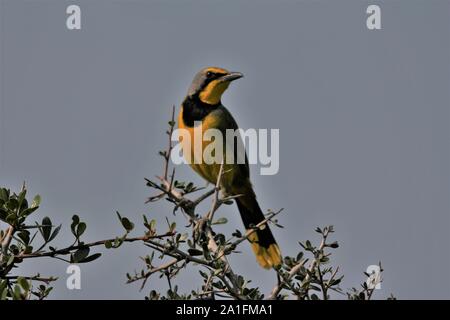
top-left (31, 195), bottom-right (41, 208)
top-left (17, 231), bottom-right (30, 245)
top-left (213, 217), bottom-right (228, 225)
top-left (41, 217), bottom-right (52, 242)
top-left (72, 247), bottom-right (90, 263)
top-left (13, 285), bottom-right (22, 300)
top-left (6, 213), bottom-right (16, 225)
top-left (328, 241), bottom-right (339, 249)
top-left (232, 230), bottom-right (242, 238)
top-left (7, 255), bottom-right (15, 266)
top-left (72, 215), bottom-right (80, 224)
top-left (116, 211), bottom-right (122, 222)
top-left (19, 206), bottom-right (38, 217)
top-left (17, 189), bottom-right (27, 208)
top-left (79, 253), bottom-right (102, 263)
top-left (104, 240), bottom-right (112, 249)
top-left (76, 222), bottom-right (86, 238)
top-left (329, 278), bottom-right (341, 286)
top-left (17, 277), bottom-right (30, 291)
top-left (7, 198), bottom-right (19, 211)
top-left (0, 188), bottom-right (9, 202)
top-left (121, 217), bottom-right (134, 232)
top-left (71, 215), bottom-right (80, 236)
top-left (48, 225), bottom-right (62, 242)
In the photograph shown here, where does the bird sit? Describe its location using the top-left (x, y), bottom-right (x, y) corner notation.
top-left (178, 66), bottom-right (282, 269)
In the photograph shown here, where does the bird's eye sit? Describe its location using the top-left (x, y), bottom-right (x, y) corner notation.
top-left (206, 71), bottom-right (213, 78)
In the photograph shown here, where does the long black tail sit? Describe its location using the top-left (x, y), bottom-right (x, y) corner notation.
top-left (235, 193), bottom-right (282, 269)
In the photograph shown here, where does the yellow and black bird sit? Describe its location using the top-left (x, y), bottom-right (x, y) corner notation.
top-left (178, 67), bottom-right (282, 269)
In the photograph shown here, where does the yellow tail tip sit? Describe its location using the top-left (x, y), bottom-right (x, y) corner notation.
top-left (248, 233), bottom-right (282, 269)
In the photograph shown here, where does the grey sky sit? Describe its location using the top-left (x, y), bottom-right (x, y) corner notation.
top-left (0, 0), bottom-right (449, 299)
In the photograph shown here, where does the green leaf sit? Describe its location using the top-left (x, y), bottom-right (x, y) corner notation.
top-left (121, 217), bottom-right (134, 232)
top-left (116, 211), bottom-right (122, 222)
top-left (7, 255), bottom-right (15, 266)
top-left (0, 188), bottom-right (9, 202)
top-left (48, 225), bottom-right (62, 242)
top-left (13, 285), bottom-right (22, 300)
top-left (17, 277), bottom-right (30, 291)
top-left (6, 198), bottom-right (18, 211)
top-left (31, 194), bottom-right (41, 208)
top-left (17, 189), bottom-right (27, 208)
top-left (19, 206), bottom-right (39, 217)
top-left (328, 241), bottom-right (339, 249)
top-left (104, 240), bottom-right (112, 249)
top-left (0, 280), bottom-right (7, 299)
top-left (329, 278), bottom-right (341, 286)
top-left (113, 237), bottom-right (123, 248)
top-left (72, 247), bottom-right (90, 263)
top-left (72, 214), bottom-right (80, 224)
top-left (6, 213), bottom-right (16, 225)
top-left (213, 217), bottom-right (228, 225)
top-left (198, 270), bottom-right (208, 279)
top-left (76, 222), bottom-right (86, 238)
top-left (79, 253), bottom-right (102, 263)
top-left (0, 207), bottom-right (7, 220)
top-left (17, 231), bottom-right (30, 245)
top-left (41, 217), bottom-right (52, 241)
top-left (71, 215), bottom-right (80, 236)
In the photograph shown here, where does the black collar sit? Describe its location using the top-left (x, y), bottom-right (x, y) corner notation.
top-left (182, 95), bottom-right (219, 127)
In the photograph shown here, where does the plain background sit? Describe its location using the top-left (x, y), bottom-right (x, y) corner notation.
top-left (0, 0), bottom-right (449, 299)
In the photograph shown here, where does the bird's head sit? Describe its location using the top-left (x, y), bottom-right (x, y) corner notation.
top-left (187, 67), bottom-right (243, 105)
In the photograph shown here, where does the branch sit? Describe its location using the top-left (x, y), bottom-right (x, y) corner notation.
top-left (18, 232), bottom-right (174, 259)
top-left (268, 257), bottom-right (306, 300)
top-left (1, 275), bottom-right (58, 284)
top-left (1, 226), bottom-right (14, 256)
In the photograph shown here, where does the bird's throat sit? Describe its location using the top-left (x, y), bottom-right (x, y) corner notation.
top-left (182, 95), bottom-right (219, 127)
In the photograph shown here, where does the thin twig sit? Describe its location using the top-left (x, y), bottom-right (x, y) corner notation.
top-left (18, 232), bottom-right (174, 259)
top-left (1, 275), bottom-right (58, 284)
top-left (163, 106), bottom-right (176, 180)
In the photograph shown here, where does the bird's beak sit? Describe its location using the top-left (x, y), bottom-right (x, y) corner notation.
top-left (219, 72), bottom-right (244, 82)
